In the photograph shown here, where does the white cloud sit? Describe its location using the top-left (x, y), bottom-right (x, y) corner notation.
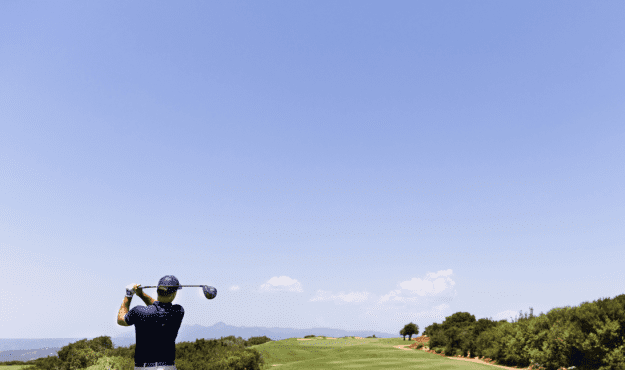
top-left (229, 285), bottom-right (240, 291)
top-left (340, 269), bottom-right (459, 331)
top-left (378, 289), bottom-right (403, 303)
top-left (305, 269), bottom-right (457, 308)
top-left (259, 276), bottom-right (303, 293)
top-left (378, 269), bottom-right (457, 304)
top-left (254, 269), bottom-right (458, 332)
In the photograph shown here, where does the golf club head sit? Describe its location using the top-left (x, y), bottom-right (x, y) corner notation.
top-left (203, 285), bottom-right (217, 299)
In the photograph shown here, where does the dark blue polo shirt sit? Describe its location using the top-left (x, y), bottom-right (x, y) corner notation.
top-left (124, 301), bottom-right (185, 367)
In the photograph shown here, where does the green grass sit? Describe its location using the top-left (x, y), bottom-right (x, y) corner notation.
top-left (0, 366), bottom-right (34, 370)
top-left (249, 336), bottom-right (508, 370)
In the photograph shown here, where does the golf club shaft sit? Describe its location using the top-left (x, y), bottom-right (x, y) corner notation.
top-left (138, 285), bottom-right (206, 288)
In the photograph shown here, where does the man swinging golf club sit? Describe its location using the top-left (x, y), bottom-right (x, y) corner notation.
top-left (117, 275), bottom-right (186, 370)
top-left (118, 275), bottom-right (217, 369)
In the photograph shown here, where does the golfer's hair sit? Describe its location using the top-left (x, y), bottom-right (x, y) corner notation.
top-left (157, 288), bottom-right (176, 297)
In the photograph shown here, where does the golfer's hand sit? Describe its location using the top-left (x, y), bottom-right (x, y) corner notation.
top-left (125, 283), bottom-right (138, 298)
top-left (133, 284), bottom-right (143, 296)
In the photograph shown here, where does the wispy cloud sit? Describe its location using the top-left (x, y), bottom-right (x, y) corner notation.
top-left (259, 276), bottom-right (304, 293)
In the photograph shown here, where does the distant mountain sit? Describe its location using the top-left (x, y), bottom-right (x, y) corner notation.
top-left (0, 322), bottom-right (398, 364)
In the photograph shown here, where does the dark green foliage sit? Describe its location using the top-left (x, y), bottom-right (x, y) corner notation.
top-left (442, 326), bottom-right (465, 356)
top-left (164, 336), bottom-right (266, 370)
top-left (441, 312), bottom-right (477, 329)
top-left (424, 326), bottom-right (447, 350)
top-left (85, 356), bottom-right (135, 370)
top-left (423, 322), bottom-right (442, 337)
top-left (304, 335), bottom-right (316, 338)
top-left (464, 338), bottom-right (477, 358)
top-left (413, 296), bottom-right (625, 370)
top-left (473, 317), bottom-right (501, 338)
top-left (53, 336), bottom-right (114, 369)
top-left (402, 322), bottom-right (419, 340)
top-left (459, 334), bottom-right (475, 358)
top-left (17, 336), bottom-right (120, 370)
top-left (399, 328), bottom-right (406, 340)
top-left (244, 336), bottom-right (273, 346)
top-left (14, 334), bottom-right (275, 370)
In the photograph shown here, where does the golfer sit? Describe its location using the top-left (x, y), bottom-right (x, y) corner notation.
top-left (117, 275), bottom-right (185, 370)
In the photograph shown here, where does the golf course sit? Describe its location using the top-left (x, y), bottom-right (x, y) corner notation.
top-left (247, 336), bottom-right (516, 370)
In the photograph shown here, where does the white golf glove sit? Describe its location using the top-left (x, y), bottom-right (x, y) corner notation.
top-left (125, 283), bottom-right (137, 298)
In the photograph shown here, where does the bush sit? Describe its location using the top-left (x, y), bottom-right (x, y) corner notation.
top-left (304, 335), bottom-right (316, 338)
top-left (435, 347), bottom-right (443, 354)
top-left (176, 348), bottom-right (264, 370)
top-left (85, 356), bottom-right (134, 370)
top-left (244, 336), bottom-right (273, 347)
top-left (416, 343), bottom-right (424, 349)
top-left (461, 339), bottom-right (476, 358)
top-left (174, 337), bottom-right (265, 370)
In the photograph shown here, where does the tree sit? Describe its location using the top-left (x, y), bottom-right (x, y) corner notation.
top-left (400, 328), bottom-right (407, 341)
top-left (443, 326), bottom-right (468, 356)
top-left (440, 312), bottom-right (476, 332)
top-left (423, 322), bottom-right (442, 337)
top-left (403, 322), bottom-right (420, 340)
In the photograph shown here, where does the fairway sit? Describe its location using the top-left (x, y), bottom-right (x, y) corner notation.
top-left (251, 337), bottom-right (510, 370)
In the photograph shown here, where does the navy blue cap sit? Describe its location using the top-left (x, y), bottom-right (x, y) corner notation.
top-left (157, 275), bottom-right (182, 296)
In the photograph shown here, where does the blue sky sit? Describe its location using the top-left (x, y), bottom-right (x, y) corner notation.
top-left (1, 1), bottom-right (624, 341)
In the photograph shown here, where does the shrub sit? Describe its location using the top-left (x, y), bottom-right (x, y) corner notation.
top-left (435, 347), bottom-right (443, 354)
top-left (427, 330), bottom-right (447, 350)
top-left (244, 336), bottom-right (273, 346)
top-left (304, 335), bottom-right (316, 338)
top-left (85, 356), bottom-right (134, 370)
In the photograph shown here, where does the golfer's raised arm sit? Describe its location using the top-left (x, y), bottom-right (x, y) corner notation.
top-left (137, 290), bottom-right (155, 306)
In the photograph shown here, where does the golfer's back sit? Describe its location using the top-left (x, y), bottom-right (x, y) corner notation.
top-left (125, 301), bottom-right (185, 369)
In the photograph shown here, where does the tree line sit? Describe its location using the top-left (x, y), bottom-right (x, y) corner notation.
top-left (0, 335), bottom-right (274, 370)
top-left (398, 293), bottom-right (625, 370)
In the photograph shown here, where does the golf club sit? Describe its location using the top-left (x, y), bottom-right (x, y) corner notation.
top-left (137, 285), bottom-right (217, 299)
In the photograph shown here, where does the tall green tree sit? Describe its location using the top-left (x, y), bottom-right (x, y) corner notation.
top-left (403, 322), bottom-right (420, 340)
top-left (400, 328), bottom-right (406, 340)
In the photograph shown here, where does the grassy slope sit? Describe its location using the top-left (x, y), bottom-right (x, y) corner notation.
top-left (249, 337), bottom-right (502, 370)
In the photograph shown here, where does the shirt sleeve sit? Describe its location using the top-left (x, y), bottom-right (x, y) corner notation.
top-left (125, 307), bottom-right (138, 326)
